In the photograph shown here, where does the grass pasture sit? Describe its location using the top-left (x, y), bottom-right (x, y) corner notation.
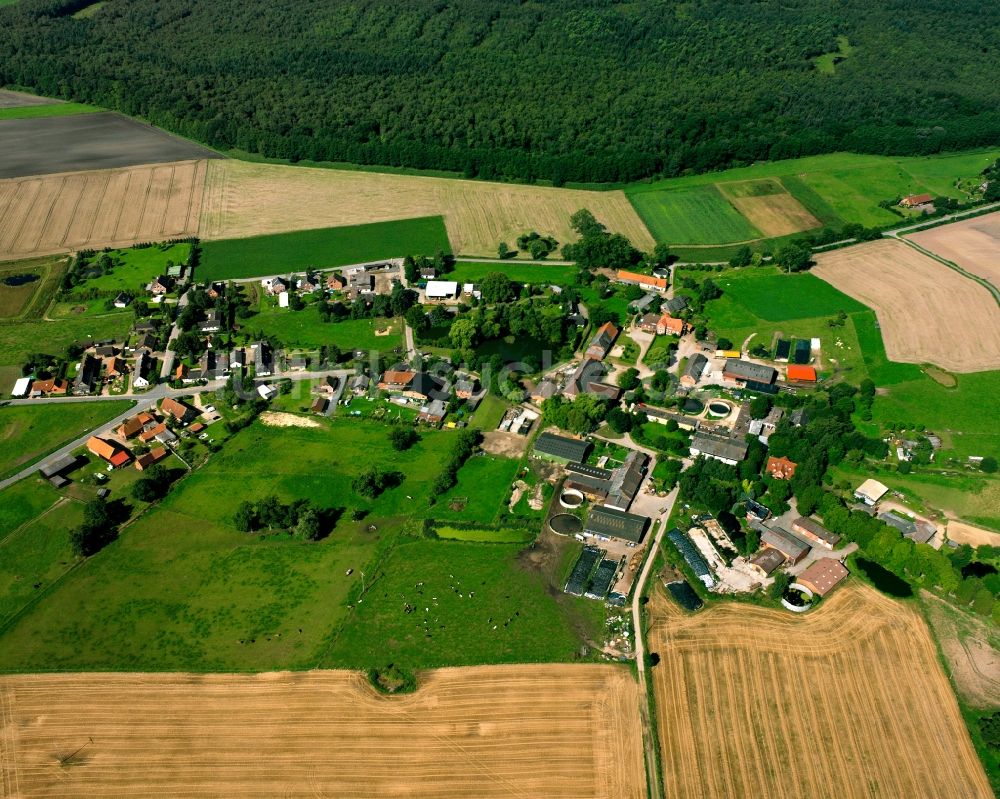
top-left (0, 102), bottom-right (100, 121)
top-left (0, 401), bottom-right (133, 480)
top-left (0, 255), bottom-right (65, 320)
top-left (0, 419), bottom-right (590, 673)
top-left (321, 537), bottom-right (599, 669)
top-left (627, 149), bottom-right (1000, 250)
top-left (712, 270), bottom-right (866, 321)
top-left (628, 185), bottom-right (761, 244)
top-left (451, 260), bottom-right (577, 286)
top-left (199, 217), bottom-right (450, 281)
top-left (77, 242), bottom-right (191, 293)
top-left (244, 307), bottom-right (403, 352)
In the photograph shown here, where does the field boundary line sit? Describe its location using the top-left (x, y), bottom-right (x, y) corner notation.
top-left (80, 168), bottom-right (112, 245)
top-left (0, 496), bottom-right (70, 548)
top-left (893, 234), bottom-right (1000, 307)
top-left (0, 683), bottom-right (21, 799)
top-left (59, 174), bottom-right (86, 247)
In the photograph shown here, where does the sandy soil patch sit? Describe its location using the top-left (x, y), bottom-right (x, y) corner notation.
top-left (0, 161), bottom-right (207, 261)
top-left (920, 590), bottom-right (1000, 708)
top-left (813, 239), bottom-right (1000, 372)
top-left (0, 665), bottom-right (645, 798)
top-left (727, 192), bottom-right (820, 237)
top-left (649, 582), bottom-right (992, 799)
top-left (947, 520), bottom-right (1000, 548)
top-left (480, 430), bottom-right (530, 457)
top-left (909, 211), bottom-right (1000, 288)
top-left (198, 160), bottom-right (655, 256)
top-left (259, 411), bottom-right (321, 429)
top-left (374, 326), bottom-right (393, 337)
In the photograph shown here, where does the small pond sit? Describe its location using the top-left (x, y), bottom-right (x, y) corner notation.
top-left (2, 273), bottom-right (40, 287)
top-left (682, 397), bottom-right (703, 414)
top-left (856, 558), bottom-right (913, 597)
top-left (961, 561), bottom-right (998, 579)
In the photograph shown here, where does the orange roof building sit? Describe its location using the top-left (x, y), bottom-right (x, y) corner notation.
top-left (139, 422), bottom-right (167, 442)
top-left (616, 270), bottom-right (668, 291)
top-left (900, 193), bottom-right (933, 208)
top-left (86, 436), bottom-right (118, 461)
top-left (135, 447), bottom-right (167, 470)
top-left (797, 558), bottom-right (849, 596)
top-left (378, 370), bottom-right (416, 390)
top-left (786, 364), bottom-right (817, 383)
top-left (656, 314), bottom-right (685, 336)
top-left (108, 450), bottom-right (132, 468)
top-left (31, 378), bottom-right (67, 395)
top-left (161, 398), bottom-right (195, 421)
top-left (765, 455), bottom-right (797, 480)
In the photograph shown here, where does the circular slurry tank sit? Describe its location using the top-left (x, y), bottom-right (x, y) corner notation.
top-left (682, 397), bottom-right (704, 415)
top-left (550, 513), bottom-right (584, 536)
top-left (707, 400), bottom-right (733, 418)
top-left (559, 488), bottom-right (585, 509)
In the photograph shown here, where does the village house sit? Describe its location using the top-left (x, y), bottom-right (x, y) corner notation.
top-left (325, 273), bottom-right (347, 291)
top-left (585, 322), bottom-right (619, 360)
top-left (95, 344), bottom-right (117, 358)
top-left (132, 352), bottom-right (153, 388)
top-left (378, 369), bottom-right (416, 392)
top-left (639, 404), bottom-right (701, 431)
top-left (791, 516), bottom-right (842, 550)
top-left (749, 406), bottom-right (784, 443)
top-left (350, 374), bottom-right (370, 396)
top-left (311, 396), bottom-right (329, 415)
top-left (797, 558), bottom-right (849, 596)
top-left (252, 342), bottom-right (273, 376)
top-left (30, 377), bottom-right (68, 396)
top-left (113, 292), bottom-right (131, 308)
top-left (564, 359), bottom-right (619, 400)
top-left (87, 436), bottom-right (131, 468)
top-left (749, 547), bottom-right (786, 577)
top-left (663, 295), bottom-right (688, 314)
top-left (198, 309), bottom-right (223, 334)
top-left (135, 446), bottom-right (168, 471)
top-left (418, 399), bottom-right (449, 424)
top-left (147, 275), bottom-right (174, 295)
top-left (680, 353), bottom-right (708, 388)
top-left (530, 378), bottom-right (559, 404)
top-left (745, 498), bottom-right (771, 523)
top-left (615, 270), bottom-right (667, 293)
top-left (205, 283), bottom-right (224, 300)
top-left (139, 421), bottom-right (166, 443)
top-left (161, 397), bottom-right (196, 423)
top-left (132, 319), bottom-right (159, 335)
top-left (534, 432), bottom-right (591, 464)
top-left (765, 455), bottom-right (797, 480)
top-left (104, 356), bottom-right (128, 382)
top-left (262, 277), bottom-right (287, 296)
top-left (454, 376), bottom-right (477, 399)
top-left (116, 411), bottom-right (156, 439)
top-left (73, 354), bottom-right (99, 396)
top-left (638, 313), bottom-right (662, 334)
top-left (629, 293), bottom-right (657, 314)
top-left (900, 193), bottom-right (933, 208)
top-left (656, 314), bottom-right (685, 336)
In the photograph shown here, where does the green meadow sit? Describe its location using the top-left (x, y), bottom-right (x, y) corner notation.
top-left (244, 307), bottom-right (404, 352)
top-left (0, 419), bottom-right (595, 672)
top-left (0, 102), bottom-right (101, 120)
top-left (0, 401), bottom-right (134, 480)
top-left (199, 216), bottom-right (451, 281)
top-left (627, 149), bottom-right (1000, 246)
top-left (78, 243), bottom-right (191, 293)
top-left (451, 260), bottom-right (577, 286)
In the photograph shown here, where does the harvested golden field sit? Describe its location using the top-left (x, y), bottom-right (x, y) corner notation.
top-left (909, 211), bottom-right (1000, 288)
top-left (649, 582), bottom-right (992, 799)
top-left (813, 239), bottom-right (1000, 372)
top-left (726, 193), bottom-right (820, 237)
top-left (199, 160), bottom-right (655, 256)
top-left (0, 665), bottom-right (644, 798)
top-left (0, 160), bottom-right (207, 261)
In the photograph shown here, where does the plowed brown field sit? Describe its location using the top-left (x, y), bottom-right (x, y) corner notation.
top-left (648, 582), bottom-right (992, 799)
top-left (0, 161), bottom-right (207, 261)
top-left (726, 193), bottom-right (820, 237)
top-left (199, 159), bottom-right (655, 256)
top-left (0, 665), bottom-right (644, 798)
top-left (909, 211), bottom-right (1000, 288)
top-left (813, 238), bottom-right (1000, 372)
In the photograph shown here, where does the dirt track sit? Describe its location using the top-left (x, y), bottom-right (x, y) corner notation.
top-left (0, 665), bottom-right (644, 798)
top-left (909, 211), bottom-right (1000, 289)
top-left (648, 582), bottom-right (992, 799)
top-left (813, 239), bottom-right (1000, 372)
top-left (0, 161), bottom-right (207, 261)
top-left (199, 160), bottom-right (655, 256)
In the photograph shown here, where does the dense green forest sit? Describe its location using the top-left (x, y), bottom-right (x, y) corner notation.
top-left (1, 0), bottom-right (999, 183)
